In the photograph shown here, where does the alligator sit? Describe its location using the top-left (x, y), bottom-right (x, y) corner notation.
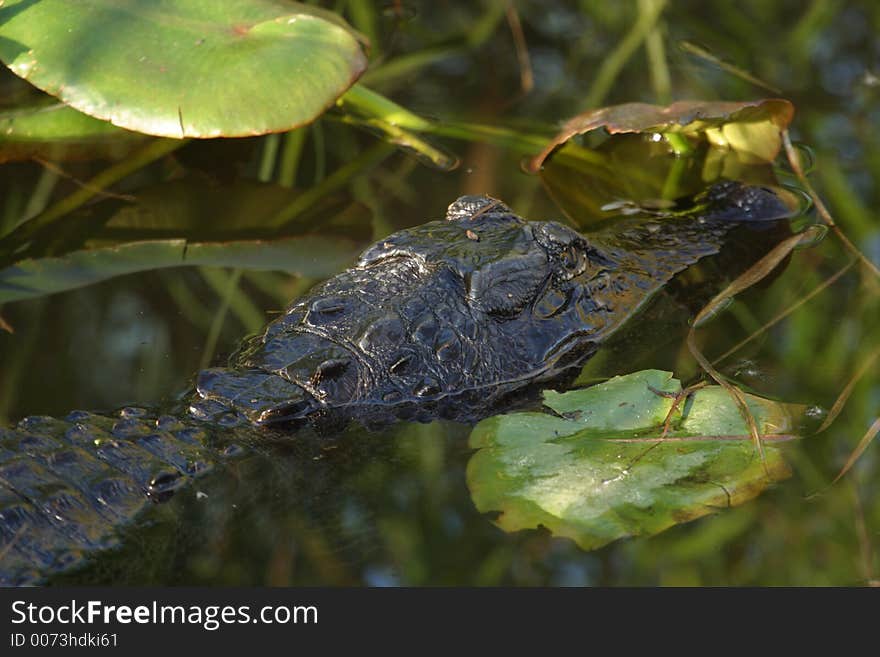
top-left (0, 181), bottom-right (793, 585)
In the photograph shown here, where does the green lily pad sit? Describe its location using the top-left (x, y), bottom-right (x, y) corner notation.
top-left (467, 370), bottom-right (800, 551)
top-left (0, 0), bottom-right (368, 137)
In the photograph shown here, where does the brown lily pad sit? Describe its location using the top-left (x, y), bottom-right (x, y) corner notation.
top-left (529, 98), bottom-right (795, 172)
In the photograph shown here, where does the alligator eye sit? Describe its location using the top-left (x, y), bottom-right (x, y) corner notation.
top-left (558, 245), bottom-right (587, 279)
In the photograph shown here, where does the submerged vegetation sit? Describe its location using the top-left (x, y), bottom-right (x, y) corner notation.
top-left (0, 1), bottom-right (878, 585)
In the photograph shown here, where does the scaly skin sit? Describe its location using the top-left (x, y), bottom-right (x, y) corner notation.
top-left (0, 181), bottom-right (792, 584)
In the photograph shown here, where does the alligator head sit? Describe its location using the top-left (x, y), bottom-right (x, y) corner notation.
top-left (192, 182), bottom-right (792, 427)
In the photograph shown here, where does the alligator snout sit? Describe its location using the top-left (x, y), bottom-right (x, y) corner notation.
top-left (193, 367), bottom-right (320, 425)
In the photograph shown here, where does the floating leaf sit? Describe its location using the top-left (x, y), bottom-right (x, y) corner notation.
top-left (0, 0), bottom-right (368, 138)
top-left (0, 101), bottom-right (146, 163)
top-left (533, 101), bottom-right (797, 226)
top-left (529, 99), bottom-right (794, 172)
top-left (539, 139), bottom-right (791, 227)
top-left (467, 370), bottom-right (801, 551)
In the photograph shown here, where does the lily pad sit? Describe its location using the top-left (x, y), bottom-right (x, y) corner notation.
top-left (467, 370), bottom-right (801, 551)
top-left (529, 99), bottom-right (795, 172)
top-left (532, 101), bottom-right (796, 226)
top-left (0, 0), bottom-right (368, 138)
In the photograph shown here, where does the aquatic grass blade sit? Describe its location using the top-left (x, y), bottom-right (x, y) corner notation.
top-left (0, 235), bottom-right (361, 304)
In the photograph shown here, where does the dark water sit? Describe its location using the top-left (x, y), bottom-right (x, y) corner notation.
top-left (1, 2), bottom-right (879, 585)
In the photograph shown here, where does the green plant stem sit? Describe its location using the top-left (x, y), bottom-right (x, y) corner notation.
top-left (279, 128), bottom-right (307, 188)
top-left (338, 85), bottom-right (563, 157)
top-left (162, 271), bottom-right (215, 331)
top-left (664, 132), bottom-right (692, 156)
top-left (659, 153), bottom-right (688, 199)
top-left (642, 0), bottom-right (671, 104)
top-left (258, 133), bottom-right (281, 183)
top-left (346, 0), bottom-right (380, 58)
top-left (270, 141), bottom-right (394, 227)
top-left (338, 84), bottom-right (432, 130)
top-left (199, 268), bottom-right (242, 370)
top-left (583, 0), bottom-right (667, 109)
top-left (466, 1), bottom-right (507, 47)
top-left (20, 166), bottom-right (60, 227)
top-left (312, 122), bottom-right (326, 184)
top-left (199, 267), bottom-right (267, 369)
top-left (336, 114), bottom-right (458, 170)
top-left (360, 47), bottom-right (465, 88)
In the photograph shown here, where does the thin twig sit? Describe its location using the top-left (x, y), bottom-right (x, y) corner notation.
top-left (816, 344), bottom-right (880, 434)
top-left (783, 130), bottom-right (880, 279)
top-left (34, 158), bottom-right (137, 202)
top-left (850, 481), bottom-right (876, 585)
top-left (505, 2), bottom-right (533, 97)
top-left (831, 417), bottom-right (880, 485)
top-left (605, 433), bottom-right (797, 443)
top-left (688, 229), bottom-right (823, 471)
top-left (688, 328), bottom-right (768, 472)
top-left (712, 258), bottom-right (856, 365)
top-left (658, 381), bottom-right (708, 437)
